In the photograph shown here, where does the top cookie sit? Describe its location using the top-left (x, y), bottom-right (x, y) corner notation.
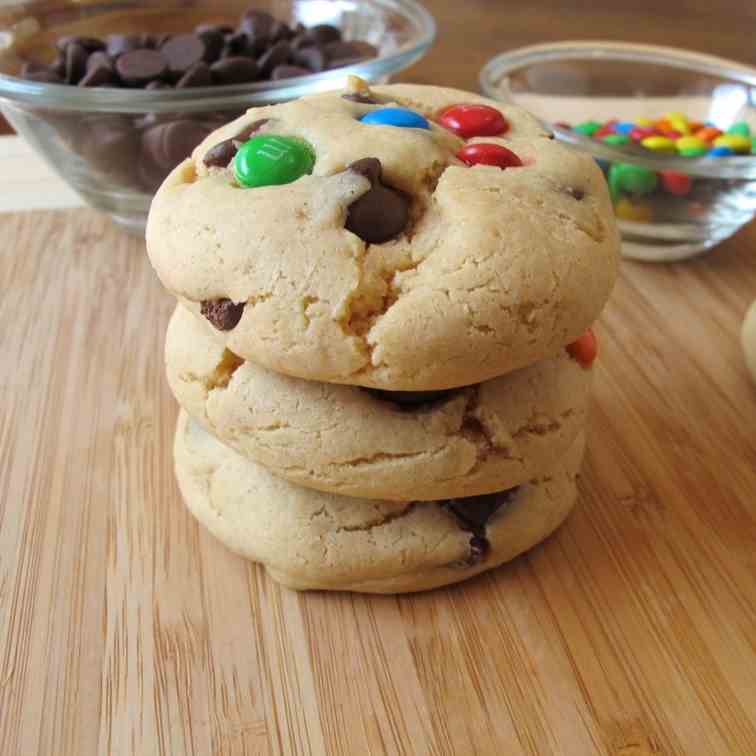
top-left (147, 78), bottom-right (619, 390)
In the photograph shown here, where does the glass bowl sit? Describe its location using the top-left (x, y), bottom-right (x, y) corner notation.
top-left (0, 0), bottom-right (435, 234)
top-left (481, 41), bottom-right (756, 262)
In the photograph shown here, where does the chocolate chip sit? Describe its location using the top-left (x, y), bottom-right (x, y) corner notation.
top-left (367, 388), bottom-right (456, 407)
top-left (106, 34), bottom-right (141, 58)
top-left (139, 119), bottom-right (213, 191)
top-left (467, 536), bottom-right (489, 566)
top-left (203, 118), bottom-right (269, 167)
top-left (203, 139), bottom-right (238, 168)
top-left (116, 49), bottom-right (168, 86)
top-left (271, 64), bottom-right (310, 80)
top-left (257, 40), bottom-right (291, 78)
top-left (569, 187), bottom-right (585, 200)
top-left (325, 40), bottom-right (377, 68)
top-left (303, 24), bottom-right (341, 46)
top-left (161, 34), bottom-right (206, 80)
top-left (176, 61), bottom-right (213, 88)
top-left (293, 45), bottom-right (326, 72)
top-left (57, 35), bottom-right (105, 53)
top-left (222, 31), bottom-right (249, 56)
top-left (210, 56), bottom-right (258, 84)
top-left (77, 115), bottom-right (141, 185)
top-left (238, 9), bottom-right (276, 40)
top-left (78, 58), bottom-right (116, 87)
top-left (346, 158), bottom-right (410, 244)
top-left (86, 51), bottom-right (112, 73)
top-left (196, 28), bottom-right (225, 63)
top-left (201, 299), bottom-right (245, 330)
top-left (342, 92), bottom-right (378, 104)
top-left (64, 42), bottom-right (89, 84)
top-left (442, 492), bottom-right (512, 534)
top-left (441, 488), bottom-right (519, 566)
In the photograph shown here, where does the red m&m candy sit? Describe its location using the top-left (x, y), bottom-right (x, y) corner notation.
top-left (660, 170), bottom-right (692, 196)
top-left (439, 104), bottom-right (509, 138)
top-left (566, 328), bottom-right (597, 368)
top-left (457, 143), bottom-right (522, 169)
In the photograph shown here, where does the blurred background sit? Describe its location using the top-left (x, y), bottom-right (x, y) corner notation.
top-left (3, 0), bottom-right (756, 136)
top-left (404, 0), bottom-right (756, 90)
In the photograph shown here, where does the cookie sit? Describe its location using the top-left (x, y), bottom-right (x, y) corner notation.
top-left (165, 305), bottom-right (592, 500)
top-left (147, 79), bottom-right (619, 390)
top-left (742, 299), bottom-right (756, 385)
top-left (174, 411), bottom-right (585, 593)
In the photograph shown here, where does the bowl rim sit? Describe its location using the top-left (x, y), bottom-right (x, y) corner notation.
top-left (0, 0), bottom-right (436, 113)
top-left (480, 40), bottom-right (756, 179)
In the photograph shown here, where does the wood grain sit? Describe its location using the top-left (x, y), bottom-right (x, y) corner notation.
top-left (1, 202), bottom-right (756, 755)
top-left (3, 3), bottom-right (756, 753)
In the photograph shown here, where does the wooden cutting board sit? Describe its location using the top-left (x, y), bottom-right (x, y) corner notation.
top-left (1, 207), bottom-right (756, 755)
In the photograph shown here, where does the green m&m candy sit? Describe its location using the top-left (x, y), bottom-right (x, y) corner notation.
top-left (608, 162), bottom-right (658, 201)
top-left (233, 135), bottom-right (315, 188)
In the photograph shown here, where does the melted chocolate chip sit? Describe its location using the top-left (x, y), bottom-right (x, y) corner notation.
top-left (366, 388), bottom-right (457, 408)
top-left (441, 488), bottom-right (519, 566)
top-left (202, 119), bottom-right (270, 168)
top-left (200, 299), bottom-right (245, 330)
top-left (569, 187), bottom-right (585, 200)
top-left (346, 158), bottom-right (410, 244)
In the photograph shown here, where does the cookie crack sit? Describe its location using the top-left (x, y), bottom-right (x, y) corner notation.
top-left (511, 408), bottom-right (574, 438)
top-left (205, 349), bottom-right (244, 390)
top-left (329, 502), bottom-right (417, 534)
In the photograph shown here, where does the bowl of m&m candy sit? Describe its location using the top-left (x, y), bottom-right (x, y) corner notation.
top-left (481, 41), bottom-right (756, 261)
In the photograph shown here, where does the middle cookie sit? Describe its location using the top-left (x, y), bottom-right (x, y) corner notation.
top-left (166, 305), bottom-right (592, 501)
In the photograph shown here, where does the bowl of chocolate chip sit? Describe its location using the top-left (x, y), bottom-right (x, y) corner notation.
top-left (0, 0), bottom-right (435, 233)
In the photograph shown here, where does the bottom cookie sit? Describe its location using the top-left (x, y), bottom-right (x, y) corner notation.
top-left (174, 411), bottom-right (585, 593)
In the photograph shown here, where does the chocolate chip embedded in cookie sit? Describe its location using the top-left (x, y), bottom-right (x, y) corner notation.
top-left (173, 411), bottom-right (585, 593)
top-left (202, 119), bottom-right (270, 168)
top-left (345, 158), bottom-right (409, 243)
top-left (441, 488), bottom-right (519, 565)
top-left (200, 298), bottom-right (245, 330)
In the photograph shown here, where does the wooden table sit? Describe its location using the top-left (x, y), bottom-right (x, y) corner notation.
top-left (2, 3), bottom-right (756, 754)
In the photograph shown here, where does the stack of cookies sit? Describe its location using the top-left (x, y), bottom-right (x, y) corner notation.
top-left (146, 78), bottom-right (619, 593)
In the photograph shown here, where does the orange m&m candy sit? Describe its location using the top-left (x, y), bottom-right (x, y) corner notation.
top-left (567, 328), bottom-right (598, 368)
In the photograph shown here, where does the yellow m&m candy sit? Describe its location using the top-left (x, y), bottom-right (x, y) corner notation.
top-left (713, 134), bottom-right (752, 153)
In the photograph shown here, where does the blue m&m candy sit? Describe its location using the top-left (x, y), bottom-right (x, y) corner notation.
top-left (708, 145), bottom-right (735, 157)
top-left (359, 107), bottom-right (430, 130)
